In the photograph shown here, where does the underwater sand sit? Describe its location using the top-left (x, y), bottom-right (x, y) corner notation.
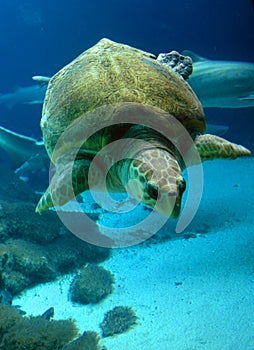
top-left (15, 158), bottom-right (254, 350)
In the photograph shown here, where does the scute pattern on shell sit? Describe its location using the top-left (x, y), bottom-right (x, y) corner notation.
top-left (41, 38), bottom-right (205, 160)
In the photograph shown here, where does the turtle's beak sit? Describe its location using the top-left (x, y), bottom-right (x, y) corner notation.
top-left (154, 176), bottom-right (186, 218)
top-left (171, 177), bottom-right (186, 218)
top-left (155, 192), bottom-right (182, 218)
top-left (171, 200), bottom-right (182, 218)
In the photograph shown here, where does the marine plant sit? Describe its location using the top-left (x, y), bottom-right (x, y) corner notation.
top-left (0, 304), bottom-right (79, 350)
top-left (0, 239), bottom-right (56, 294)
top-left (62, 331), bottom-right (103, 350)
top-left (0, 200), bottom-right (111, 295)
top-left (0, 304), bottom-right (23, 338)
top-left (100, 305), bottom-right (138, 337)
top-left (69, 264), bottom-right (115, 304)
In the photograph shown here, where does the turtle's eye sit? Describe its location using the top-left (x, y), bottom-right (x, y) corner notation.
top-left (147, 183), bottom-right (160, 200)
top-left (179, 178), bottom-right (186, 194)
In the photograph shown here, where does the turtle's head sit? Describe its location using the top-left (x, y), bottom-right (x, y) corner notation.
top-left (126, 148), bottom-right (186, 218)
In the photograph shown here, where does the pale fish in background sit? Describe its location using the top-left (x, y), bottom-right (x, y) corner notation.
top-left (0, 76), bottom-right (50, 109)
top-left (2, 58), bottom-right (254, 111)
top-left (0, 125), bottom-right (48, 174)
top-left (183, 50), bottom-right (254, 108)
top-left (0, 122), bottom-right (226, 177)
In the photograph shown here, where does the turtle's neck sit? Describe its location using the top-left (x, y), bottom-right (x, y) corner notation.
top-left (105, 124), bottom-right (183, 193)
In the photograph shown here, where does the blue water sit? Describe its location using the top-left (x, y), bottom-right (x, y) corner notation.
top-left (0, 0), bottom-right (253, 144)
top-left (0, 1), bottom-right (253, 349)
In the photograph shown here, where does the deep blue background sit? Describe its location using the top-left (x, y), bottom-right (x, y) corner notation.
top-left (0, 0), bottom-right (253, 149)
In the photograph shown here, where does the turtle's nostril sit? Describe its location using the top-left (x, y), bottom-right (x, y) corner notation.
top-left (168, 191), bottom-right (177, 197)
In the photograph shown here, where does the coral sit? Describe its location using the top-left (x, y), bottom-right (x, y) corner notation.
top-left (0, 305), bottom-right (108, 350)
top-left (0, 239), bottom-right (56, 294)
top-left (70, 264), bottom-right (115, 304)
top-left (46, 235), bottom-right (111, 273)
top-left (0, 288), bottom-right (12, 305)
top-left (0, 199), bottom-right (111, 295)
top-left (0, 171), bottom-right (39, 204)
top-left (1, 270), bottom-right (31, 295)
top-left (0, 304), bottom-right (23, 338)
top-left (100, 306), bottom-right (138, 337)
top-left (0, 311), bottom-right (78, 350)
top-left (0, 200), bottom-right (61, 244)
top-left (62, 331), bottom-right (102, 350)
top-left (0, 237), bottom-right (110, 295)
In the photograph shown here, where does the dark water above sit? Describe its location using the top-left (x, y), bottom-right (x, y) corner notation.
top-left (0, 0), bottom-right (253, 144)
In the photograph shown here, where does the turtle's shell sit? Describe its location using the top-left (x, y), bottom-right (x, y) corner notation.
top-left (41, 38), bottom-right (205, 161)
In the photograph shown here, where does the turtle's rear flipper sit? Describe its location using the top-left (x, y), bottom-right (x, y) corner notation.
top-left (195, 134), bottom-right (251, 161)
top-left (35, 159), bottom-right (91, 214)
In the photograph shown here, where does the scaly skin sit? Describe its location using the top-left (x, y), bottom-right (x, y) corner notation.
top-left (124, 148), bottom-right (186, 218)
top-left (194, 134), bottom-right (251, 161)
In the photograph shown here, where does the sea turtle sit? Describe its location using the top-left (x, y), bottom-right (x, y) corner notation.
top-left (35, 38), bottom-right (251, 217)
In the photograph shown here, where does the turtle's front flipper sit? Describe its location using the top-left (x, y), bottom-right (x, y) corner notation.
top-left (195, 134), bottom-right (251, 161)
top-left (35, 159), bottom-right (91, 214)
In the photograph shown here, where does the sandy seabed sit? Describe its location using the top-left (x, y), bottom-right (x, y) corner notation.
top-left (15, 158), bottom-right (254, 350)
